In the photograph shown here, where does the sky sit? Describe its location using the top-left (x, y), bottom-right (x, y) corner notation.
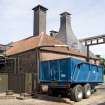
top-left (0, 0), bottom-right (105, 57)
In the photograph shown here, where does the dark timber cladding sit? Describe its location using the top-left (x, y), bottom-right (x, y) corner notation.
top-left (32, 5), bottom-right (48, 36)
top-left (7, 49), bottom-right (39, 93)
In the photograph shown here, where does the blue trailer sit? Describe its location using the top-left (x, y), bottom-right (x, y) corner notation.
top-left (39, 57), bottom-right (104, 102)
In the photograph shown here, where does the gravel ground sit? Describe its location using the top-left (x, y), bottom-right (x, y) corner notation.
top-left (0, 84), bottom-right (105, 105)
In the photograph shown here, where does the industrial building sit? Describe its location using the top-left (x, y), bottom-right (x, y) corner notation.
top-left (0, 5), bottom-right (99, 94)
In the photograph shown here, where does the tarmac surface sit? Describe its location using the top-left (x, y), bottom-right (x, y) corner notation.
top-left (0, 84), bottom-right (105, 105)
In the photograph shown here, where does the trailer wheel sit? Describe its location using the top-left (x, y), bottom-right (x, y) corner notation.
top-left (70, 85), bottom-right (83, 102)
top-left (83, 84), bottom-right (91, 98)
top-left (91, 85), bottom-right (96, 94)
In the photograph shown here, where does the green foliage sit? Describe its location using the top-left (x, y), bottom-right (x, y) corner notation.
top-left (96, 55), bottom-right (105, 74)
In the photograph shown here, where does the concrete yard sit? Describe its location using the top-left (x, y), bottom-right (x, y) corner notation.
top-left (0, 84), bottom-right (105, 105)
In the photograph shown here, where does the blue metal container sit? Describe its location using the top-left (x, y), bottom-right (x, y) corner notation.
top-left (39, 57), bottom-right (104, 84)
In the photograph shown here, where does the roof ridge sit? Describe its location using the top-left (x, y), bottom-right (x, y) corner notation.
top-left (47, 35), bottom-right (65, 45)
top-left (38, 32), bottom-right (46, 46)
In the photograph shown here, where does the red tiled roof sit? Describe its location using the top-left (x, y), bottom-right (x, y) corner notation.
top-left (6, 32), bottom-right (97, 59)
top-left (6, 33), bottom-right (65, 55)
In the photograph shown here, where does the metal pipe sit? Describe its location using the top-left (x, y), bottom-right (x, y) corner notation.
top-left (86, 45), bottom-right (89, 62)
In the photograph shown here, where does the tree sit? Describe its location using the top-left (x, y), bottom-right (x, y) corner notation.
top-left (96, 55), bottom-right (105, 74)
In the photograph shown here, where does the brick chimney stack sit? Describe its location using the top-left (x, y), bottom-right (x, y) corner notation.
top-left (32, 5), bottom-right (48, 36)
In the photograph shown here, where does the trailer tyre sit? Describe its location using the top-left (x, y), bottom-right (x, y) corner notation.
top-left (70, 85), bottom-right (83, 102)
top-left (91, 85), bottom-right (96, 94)
top-left (83, 84), bottom-right (91, 98)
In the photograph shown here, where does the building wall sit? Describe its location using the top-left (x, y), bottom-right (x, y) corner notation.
top-left (40, 51), bottom-right (86, 61)
top-left (6, 49), bottom-right (39, 93)
top-left (7, 49), bottom-right (86, 93)
top-left (0, 48), bottom-right (98, 93)
top-left (0, 73), bottom-right (8, 92)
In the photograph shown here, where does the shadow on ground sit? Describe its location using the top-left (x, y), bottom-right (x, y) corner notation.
top-left (98, 102), bottom-right (105, 105)
top-left (32, 94), bottom-right (74, 105)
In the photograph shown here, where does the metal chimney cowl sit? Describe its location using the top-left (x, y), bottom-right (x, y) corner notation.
top-left (55, 11), bottom-right (96, 58)
top-left (55, 12), bottom-right (79, 49)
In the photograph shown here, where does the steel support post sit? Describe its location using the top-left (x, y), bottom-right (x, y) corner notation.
top-left (86, 45), bottom-right (90, 62)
